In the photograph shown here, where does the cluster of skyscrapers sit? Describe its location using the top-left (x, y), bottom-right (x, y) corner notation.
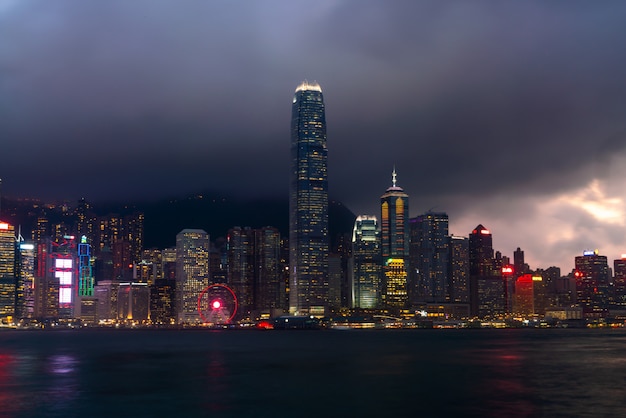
top-left (287, 81), bottom-right (626, 322)
top-left (0, 81), bottom-right (625, 327)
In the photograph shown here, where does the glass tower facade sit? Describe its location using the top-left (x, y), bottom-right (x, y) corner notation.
top-left (409, 212), bottom-right (450, 304)
top-left (254, 227), bottom-right (283, 313)
top-left (469, 225), bottom-right (504, 318)
top-left (380, 170), bottom-right (409, 309)
top-left (449, 235), bottom-right (469, 303)
top-left (17, 242), bottom-right (35, 319)
top-left (227, 226), bottom-right (255, 318)
top-left (351, 216), bottom-right (381, 309)
top-left (289, 81), bottom-right (329, 316)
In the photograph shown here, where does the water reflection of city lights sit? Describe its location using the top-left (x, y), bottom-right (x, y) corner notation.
top-left (49, 354), bottom-right (77, 375)
top-left (0, 353), bottom-right (20, 416)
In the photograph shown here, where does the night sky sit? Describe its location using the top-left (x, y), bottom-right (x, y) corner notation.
top-left (3, 1), bottom-right (626, 271)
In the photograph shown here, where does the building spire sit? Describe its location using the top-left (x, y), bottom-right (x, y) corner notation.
top-left (392, 166), bottom-right (397, 188)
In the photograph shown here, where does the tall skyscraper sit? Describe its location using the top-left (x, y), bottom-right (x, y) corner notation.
top-left (380, 169), bottom-right (409, 309)
top-left (350, 215), bottom-right (381, 309)
top-left (469, 225), bottom-right (504, 318)
top-left (16, 241), bottom-right (35, 319)
top-left (409, 212), bottom-right (450, 304)
top-left (227, 226), bottom-right (255, 317)
top-left (613, 256), bottom-right (626, 309)
top-left (225, 226), bottom-right (284, 318)
top-left (513, 247), bottom-right (527, 276)
top-left (449, 235), bottom-right (469, 303)
top-left (254, 227), bottom-right (284, 315)
top-left (0, 221), bottom-right (16, 321)
top-left (575, 250), bottom-right (609, 318)
top-left (513, 274), bottom-right (546, 317)
top-left (32, 236), bottom-right (78, 319)
top-left (78, 236), bottom-right (94, 297)
top-left (289, 81), bottom-right (328, 316)
top-left (176, 229), bottom-right (210, 323)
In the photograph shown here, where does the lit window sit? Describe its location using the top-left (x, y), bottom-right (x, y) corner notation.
top-left (55, 271), bottom-right (72, 285)
top-left (55, 258), bottom-right (73, 269)
top-left (59, 287), bottom-right (72, 304)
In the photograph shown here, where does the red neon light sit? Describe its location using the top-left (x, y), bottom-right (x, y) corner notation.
top-left (212, 300), bottom-right (221, 309)
top-left (502, 267), bottom-right (514, 274)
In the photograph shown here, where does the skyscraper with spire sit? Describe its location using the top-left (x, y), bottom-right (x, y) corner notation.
top-left (380, 169), bottom-right (409, 309)
top-left (289, 81), bottom-right (329, 316)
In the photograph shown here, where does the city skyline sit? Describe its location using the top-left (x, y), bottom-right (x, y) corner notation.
top-left (3, 1), bottom-right (626, 272)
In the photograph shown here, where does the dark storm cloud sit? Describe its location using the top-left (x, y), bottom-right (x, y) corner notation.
top-left (320, 1), bottom-right (626, 216)
top-left (3, 1), bottom-right (626, 267)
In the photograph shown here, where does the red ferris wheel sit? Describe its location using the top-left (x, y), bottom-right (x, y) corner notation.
top-left (197, 284), bottom-right (238, 324)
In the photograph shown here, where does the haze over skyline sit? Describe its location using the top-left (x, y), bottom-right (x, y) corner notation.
top-left (3, 1), bottom-right (626, 272)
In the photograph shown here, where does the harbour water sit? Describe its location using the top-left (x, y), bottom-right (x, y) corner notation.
top-left (0, 328), bottom-right (625, 417)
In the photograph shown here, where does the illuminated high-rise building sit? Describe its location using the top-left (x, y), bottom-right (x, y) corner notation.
top-left (151, 278), bottom-right (176, 324)
top-left (227, 226), bottom-right (255, 318)
top-left (161, 248), bottom-right (177, 281)
top-left (254, 227), bottom-right (284, 315)
top-left (613, 256), bottom-right (626, 309)
top-left (78, 236), bottom-right (94, 297)
top-left (328, 253), bottom-right (342, 311)
top-left (118, 282), bottom-right (150, 322)
top-left (176, 229), bottom-right (209, 323)
top-left (34, 236), bottom-right (78, 319)
top-left (449, 236), bottom-right (469, 303)
top-left (513, 247), bottom-right (527, 277)
top-left (16, 241), bottom-right (36, 319)
top-left (513, 274), bottom-right (546, 317)
top-left (289, 81), bottom-right (328, 316)
top-left (380, 169), bottom-right (409, 309)
top-left (141, 249), bottom-right (164, 282)
top-left (226, 226), bottom-right (284, 318)
top-left (112, 241), bottom-right (133, 280)
top-left (92, 212), bottom-right (143, 270)
top-left (123, 213), bottom-right (144, 264)
top-left (52, 236), bottom-right (78, 318)
top-left (513, 274), bottom-right (534, 316)
top-left (469, 225), bottom-right (504, 318)
top-left (0, 221), bottom-right (16, 320)
top-left (76, 235), bottom-right (96, 323)
top-left (409, 212), bottom-right (449, 304)
top-left (575, 250), bottom-right (609, 318)
top-left (94, 280), bottom-right (120, 321)
top-left (350, 215), bottom-right (381, 309)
